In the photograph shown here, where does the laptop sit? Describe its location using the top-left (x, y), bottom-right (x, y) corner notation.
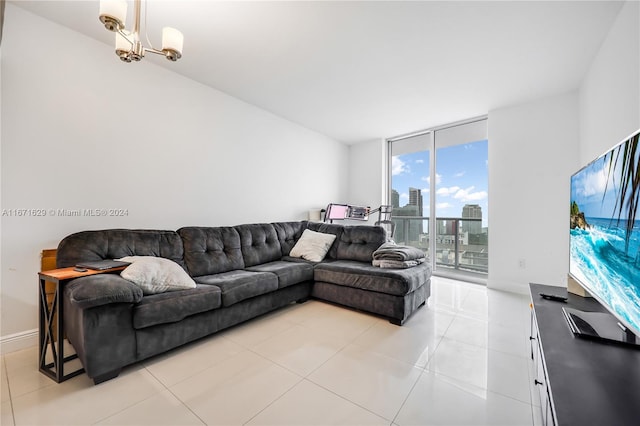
top-left (75, 259), bottom-right (131, 270)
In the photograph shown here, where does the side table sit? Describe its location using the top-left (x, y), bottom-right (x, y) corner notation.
top-left (38, 266), bottom-right (126, 382)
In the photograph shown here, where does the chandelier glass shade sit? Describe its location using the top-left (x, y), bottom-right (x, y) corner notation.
top-left (99, 0), bottom-right (183, 62)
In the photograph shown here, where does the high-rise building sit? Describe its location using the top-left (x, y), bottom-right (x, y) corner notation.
top-left (390, 188), bottom-right (425, 245)
top-left (462, 204), bottom-right (482, 234)
top-left (408, 187), bottom-right (423, 216)
top-left (391, 189), bottom-right (400, 208)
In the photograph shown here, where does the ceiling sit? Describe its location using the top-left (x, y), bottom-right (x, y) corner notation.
top-left (12, 1), bottom-right (624, 144)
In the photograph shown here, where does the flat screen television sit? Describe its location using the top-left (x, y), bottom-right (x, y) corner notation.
top-left (568, 128), bottom-right (640, 346)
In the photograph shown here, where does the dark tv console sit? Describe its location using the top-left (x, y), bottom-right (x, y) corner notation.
top-left (529, 283), bottom-right (640, 426)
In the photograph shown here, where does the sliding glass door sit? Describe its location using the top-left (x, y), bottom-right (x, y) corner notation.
top-left (388, 118), bottom-right (488, 279)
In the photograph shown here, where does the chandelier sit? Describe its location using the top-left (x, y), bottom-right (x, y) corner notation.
top-left (99, 0), bottom-right (184, 62)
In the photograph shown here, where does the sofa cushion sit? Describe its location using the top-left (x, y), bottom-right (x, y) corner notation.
top-left (235, 224), bottom-right (282, 267)
top-left (119, 256), bottom-right (196, 295)
top-left (272, 221), bottom-right (307, 256)
top-left (132, 284), bottom-right (222, 329)
top-left (289, 229), bottom-right (337, 262)
top-left (245, 260), bottom-right (314, 289)
top-left (194, 270), bottom-right (279, 307)
top-left (305, 222), bottom-right (344, 260)
top-left (336, 225), bottom-right (387, 262)
top-left (314, 260), bottom-right (431, 296)
top-left (178, 227), bottom-right (244, 276)
top-left (56, 229), bottom-right (184, 269)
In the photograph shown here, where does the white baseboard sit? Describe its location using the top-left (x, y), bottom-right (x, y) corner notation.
top-left (1, 329), bottom-right (38, 354)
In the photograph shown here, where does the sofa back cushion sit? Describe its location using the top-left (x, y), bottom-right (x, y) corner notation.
top-left (56, 229), bottom-right (184, 269)
top-left (336, 225), bottom-right (387, 262)
top-left (235, 223), bottom-right (282, 267)
top-left (178, 227), bottom-right (244, 276)
top-left (272, 221), bottom-right (307, 256)
top-left (305, 222), bottom-right (344, 259)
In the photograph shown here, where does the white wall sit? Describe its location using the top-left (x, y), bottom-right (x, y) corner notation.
top-left (488, 93), bottom-right (579, 294)
top-left (579, 0), bottom-right (640, 163)
top-left (0, 5), bottom-right (348, 345)
top-left (347, 139), bottom-right (386, 224)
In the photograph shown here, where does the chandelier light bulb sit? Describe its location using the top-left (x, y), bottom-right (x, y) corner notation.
top-left (162, 27), bottom-right (184, 61)
top-left (99, 0), bottom-right (127, 31)
top-left (115, 30), bottom-right (133, 62)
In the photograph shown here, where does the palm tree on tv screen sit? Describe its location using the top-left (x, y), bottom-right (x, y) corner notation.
top-left (604, 133), bottom-right (640, 256)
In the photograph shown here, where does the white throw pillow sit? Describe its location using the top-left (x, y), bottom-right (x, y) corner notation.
top-left (118, 256), bottom-right (196, 295)
top-left (289, 229), bottom-right (337, 262)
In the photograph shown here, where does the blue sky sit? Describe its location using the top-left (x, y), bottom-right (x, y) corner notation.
top-left (391, 140), bottom-right (488, 227)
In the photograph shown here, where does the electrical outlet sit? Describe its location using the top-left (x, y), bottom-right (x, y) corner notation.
top-left (518, 258), bottom-right (526, 269)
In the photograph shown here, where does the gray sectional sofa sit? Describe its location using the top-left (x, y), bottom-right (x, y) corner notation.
top-left (57, 220), bottom-right (431, 384)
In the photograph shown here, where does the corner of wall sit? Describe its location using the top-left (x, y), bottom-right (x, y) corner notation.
top-left (347, 138), bottom-right (387, 217)
top-left (578, 0), bottom-right (640, 163)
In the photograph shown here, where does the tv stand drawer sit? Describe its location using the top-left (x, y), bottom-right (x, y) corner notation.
top-left (530, 308), bottom-right (556, 426)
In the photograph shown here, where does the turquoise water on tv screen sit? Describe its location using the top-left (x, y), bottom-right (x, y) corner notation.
top-left (570, 217), bottom-right (640, 336)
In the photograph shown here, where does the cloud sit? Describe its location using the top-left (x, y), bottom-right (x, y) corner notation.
top-left (415, 159), bottom-right (424, 164)
top-left (436, 186), bottom-right (460, 196)
top-left (400, 192), bottom-right (409, 200)
top-left (576, 163), bottom-right (609, 198)
top-left (437, 202), bottom-right (453, 209)
top-left (422, 173), bottom-right (442, 185)
top-left (392, 157), bottom-right (409, 176)
top-left (454, 171), bottom-right (465, 178)
top-left (436, 185), bottom-right (487, 202)
top-left (452, 186), bottom-right (488, 202)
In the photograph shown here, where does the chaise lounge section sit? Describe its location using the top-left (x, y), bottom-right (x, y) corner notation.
top-left (56, 220), bottom-right (431, 384)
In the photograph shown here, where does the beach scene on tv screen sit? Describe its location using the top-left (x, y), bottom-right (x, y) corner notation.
top-left (569, 133), bottom-right (640, 335)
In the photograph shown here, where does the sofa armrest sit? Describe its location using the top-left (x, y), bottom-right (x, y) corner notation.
top-left (64, 274), bottom-right (143, 309)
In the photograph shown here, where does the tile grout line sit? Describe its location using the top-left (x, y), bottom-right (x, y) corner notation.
top-left (390, 364), bottom-right (430, 426)
top-left (143, 354), bottom-right (224, 426)
top-left (88, 366), bottom-right (170, 425)
top-left (191, 305), bottom-right (382, 424)
top-left (241, 376), bottom-right (304, 425)
top-left (2, 356), bottom-right (17, 426)
top-left (387, 311), bottom-right (455, 425)
top-left (300, 377), bottom-right (395, 424)
top-left (303, 340), bottom-right (428, 423)
top-left (158, 375), bottom-right (208, 426)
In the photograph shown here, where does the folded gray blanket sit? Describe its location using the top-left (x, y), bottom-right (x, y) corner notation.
top-left (373, 258), bottom-right (426, 269)
top-left (372, 242), bottom-right (426, 261)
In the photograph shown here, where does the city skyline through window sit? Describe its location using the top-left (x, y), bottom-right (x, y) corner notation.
top-left (391, 140), bottom-right (488, 227)
top-left (389, 119), bottom-right (488, 276)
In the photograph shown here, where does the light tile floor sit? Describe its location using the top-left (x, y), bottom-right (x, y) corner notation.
top-left (0, 277), bottom-right (538, 425)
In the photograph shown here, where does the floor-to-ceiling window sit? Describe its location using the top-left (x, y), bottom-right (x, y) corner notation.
top-left (388, 117), bottom-right (488, 282)
top-left (389, 132), bottom-right (432, 255)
